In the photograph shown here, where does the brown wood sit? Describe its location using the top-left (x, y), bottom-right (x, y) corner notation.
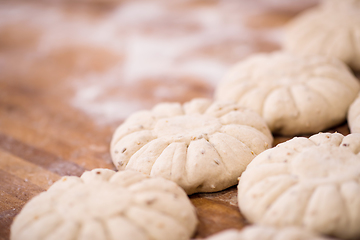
top-left (0, 0), bottom-right (354, 239)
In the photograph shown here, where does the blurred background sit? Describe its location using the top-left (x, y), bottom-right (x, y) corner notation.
top-left (0, 0), bottom-right (318, 125)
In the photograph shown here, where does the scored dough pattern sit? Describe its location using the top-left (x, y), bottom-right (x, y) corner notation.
top-left (111, 98), bottom-right (273, 194)
top-left (238, 132), bottom-right (360, 240)
top-left (11, 169), bottom-right (198, 240)
top-left (215, 52), bottom-right (360, 135)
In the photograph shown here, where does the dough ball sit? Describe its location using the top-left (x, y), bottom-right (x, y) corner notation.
top-left (238, 132), bottom-right (360, 239)
top-left (11, 169), bottom-right (198, 240)
top-left (348, 93), bottom-right (360, 133)
top-left (284, 0), bottom-right (360, 71)
top-left (206, 225), bottom-right (332, 240)
top-left (111, 98), bottom-right (273, 195)
top-left (215, 52), bottom-right (360, 135)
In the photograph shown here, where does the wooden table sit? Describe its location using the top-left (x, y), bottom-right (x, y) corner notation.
top-left (1, 0), bottom-right (352, 239)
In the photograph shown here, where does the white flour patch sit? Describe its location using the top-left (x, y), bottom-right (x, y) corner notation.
top-left (71, 65), bottom-right (147, 124)
top-left (73, 92), bottom-right (145, 124)
top-left (120, 34), bottom-right (230, 85)
top-left (173, 58), bottom-right (228, 85)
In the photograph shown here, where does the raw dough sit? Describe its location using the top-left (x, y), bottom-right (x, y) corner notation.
top-left (111, 98), bottom-right (273, 194)
top-left (238, 132), bottom-right (360, 239)
top-left (348, 93), bottom-right (360, 133)
top-left (284, 0), bottom-right (360, 71)
top-left (215, 52), bottom-right (360, 135)
top-left (206, 225), bottom-right (332, 240)
top-left (11, 169), bottom-right (198, 240)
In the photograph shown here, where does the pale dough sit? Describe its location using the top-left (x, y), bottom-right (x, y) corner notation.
top-left (348, 93), bottom-right (360, 133)
top-left (206, 225), bottom-right (332, 240)
top-left (238, 132), bottom-right (360, 239)
top-left (215, 52), bottom-right (360, 135)
top-left (111, 98), bottom-right (273, 194)
top-left (11, 169), bottom-right (198, 240)
top-left (284, 0), bottom-right (360, 71)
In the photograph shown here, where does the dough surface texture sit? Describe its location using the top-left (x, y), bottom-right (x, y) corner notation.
top-left (206, 225), bottom-right (332, 240)
top-left (348, 93), bottom-right (360, 133)
top-left (215, 52), bottom-right (360, 135)
top-left (11, 169), bottom-right (198, 240)
top-left (238, 132), bottom-right (360, 240)
top-left (111, 98), bottom-right (273, 194)
top-left (284, 0), bottom-right (360, 70)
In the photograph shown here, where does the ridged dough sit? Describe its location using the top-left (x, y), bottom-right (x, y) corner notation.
top-left (215, 52), bottom-right (360, 135)
top-left (206, 225), bottom-right (332, 240)
top-left (11, 169), bottom-right (198, 240)
top-left (238, 132), bottom-right (360, 240)
top-left (111, 98), bottom-right (273, 194)
top-left (284, 0), bottom-right (360, 71)
top-left (348, 93), bottom-right (360, 133)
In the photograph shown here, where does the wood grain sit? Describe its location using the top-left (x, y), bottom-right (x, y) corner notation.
top-left (1, 0), bottom-right (355, 239)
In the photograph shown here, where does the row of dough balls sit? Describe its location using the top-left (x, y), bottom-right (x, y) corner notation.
top-left (11, 1), bottom-right (360, 239)
top-left (109, 83), bottom-right (360, 196)
top-left (222, 1), bottom-right (360, 239)
top-left (12, 133), bottom-right (359, 240)
top-left (215, 0), bottom-right (360, 136)
top-left (108, 100), bottom-right (360, 239)
top-left (12, 69), bottom-right (360, 239)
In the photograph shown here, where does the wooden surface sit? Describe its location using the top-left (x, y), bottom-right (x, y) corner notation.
top-left (0, 0), bottom-right (353, 239)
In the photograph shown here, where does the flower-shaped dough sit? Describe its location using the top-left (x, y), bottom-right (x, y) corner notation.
top-left (348, 93), bottom-right (360, 133)
top-left (206, 225), bottom-right (332, 240)
top-left (11, 169), bottom-right (198, 240)
top-left (215, 52), bottom-right (360, 135)
top-left (238, 132), bottom-right (360, 240)
top-left (284, 0), bottom-right (360, 71)
top-left (111, 98), bottom-right (273, 194)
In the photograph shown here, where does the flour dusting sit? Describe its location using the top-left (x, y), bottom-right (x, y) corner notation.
top-left (0, 0), bottom-right (285, 124)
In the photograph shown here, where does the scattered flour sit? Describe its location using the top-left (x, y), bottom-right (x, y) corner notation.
top-left (71, 65), bottom-right (146, 123)
top-left (0, 0), bottom-right (285, 124)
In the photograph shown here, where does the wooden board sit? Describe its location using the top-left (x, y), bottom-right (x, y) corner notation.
top-left (0, 0), bottom-right (354, 239)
